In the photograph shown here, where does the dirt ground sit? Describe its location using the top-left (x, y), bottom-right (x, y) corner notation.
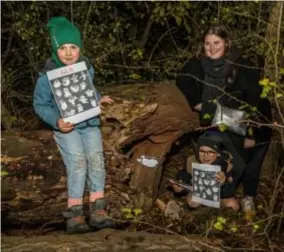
top-left (1, 131), bottom-right (284, 252)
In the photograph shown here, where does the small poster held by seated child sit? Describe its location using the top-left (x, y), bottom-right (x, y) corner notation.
top-left (191, 162), bottom-right (221, 208)
top-left (47, 61), bottom-right (101, 125)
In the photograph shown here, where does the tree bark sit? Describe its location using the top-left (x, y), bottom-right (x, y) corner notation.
top-left (264, 1), bottom-right (283, 78)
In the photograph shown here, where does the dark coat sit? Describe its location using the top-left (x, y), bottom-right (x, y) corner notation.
top-left (176, 56), bottom-right (272, 144)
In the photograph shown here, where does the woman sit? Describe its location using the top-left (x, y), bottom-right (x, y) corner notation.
top-left (176, 24), bottom-right (272, 214)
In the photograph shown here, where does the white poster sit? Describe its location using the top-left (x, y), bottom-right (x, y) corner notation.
top-left (47, 62), bottom-right (101, 124)
top-left (191, 163), bottom-right (221, 208)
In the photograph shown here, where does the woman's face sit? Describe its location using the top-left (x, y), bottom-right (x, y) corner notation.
top-left (204, 34), bottom-right (226, 60)
top-left (198, 146), bottom-right (218, 164)
top-left (57, 44), bottom-right (80, 65)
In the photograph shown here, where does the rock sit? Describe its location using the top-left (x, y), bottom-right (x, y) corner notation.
top-left (164, 200), bottom-right (181, 220)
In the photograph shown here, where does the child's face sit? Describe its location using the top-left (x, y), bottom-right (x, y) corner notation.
top-left (57, 44), bottom-right (80, 65)
top-left (198, 146), bottom-right (218, 164)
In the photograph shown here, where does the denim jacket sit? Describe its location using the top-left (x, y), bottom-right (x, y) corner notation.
top-left (33, 58), bottom-right (101, 130)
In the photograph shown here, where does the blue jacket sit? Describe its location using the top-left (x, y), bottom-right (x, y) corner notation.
top-left (33, 58), bottom-right (101, 130)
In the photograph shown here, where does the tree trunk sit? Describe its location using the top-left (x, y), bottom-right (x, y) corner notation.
top-left (262, 1), bottom-right (284, 174)
top-left (264, 1), bottom-right (283, 78)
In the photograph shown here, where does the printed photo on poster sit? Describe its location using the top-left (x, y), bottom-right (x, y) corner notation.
top-left (47, 61), bottom-right (101, 124)
top-left (191, 162), bottom-right (221, 208)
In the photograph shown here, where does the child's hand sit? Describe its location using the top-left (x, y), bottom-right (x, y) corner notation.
top-left (216, 171), bottom-right (226, 185)
top-left (57, 119), bottom-right (74, 133)
top-left (100, 95), bottom-right (113, 105)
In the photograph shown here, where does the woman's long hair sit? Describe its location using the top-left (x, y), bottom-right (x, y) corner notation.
top-left (196, 24), bottom-right (232, 58)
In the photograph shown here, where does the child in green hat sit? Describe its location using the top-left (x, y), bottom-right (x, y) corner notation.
top-left (33, 16), bottom-right (115, 234)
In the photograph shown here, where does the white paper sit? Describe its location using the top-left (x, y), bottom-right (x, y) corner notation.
top-left (47, 62), bottom-right (101, 125)
top-left (191, 163), bottom-right (221, 208)
top-left (136, 155), bottom-right (159, 168)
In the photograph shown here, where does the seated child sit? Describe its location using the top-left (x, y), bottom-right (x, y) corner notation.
top-left (170, 131), bottom-right (245, 210)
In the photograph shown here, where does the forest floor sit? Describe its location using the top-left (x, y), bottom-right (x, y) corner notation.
top-left (1, 130), bottom-right (284, 252)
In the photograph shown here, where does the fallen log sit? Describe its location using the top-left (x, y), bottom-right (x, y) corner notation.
top-left (1, 229), bottom-right (223, 252)
top-left (1, 82), bottom-right (199, 224)
top-left (101, 82), bottom-right (198, 205)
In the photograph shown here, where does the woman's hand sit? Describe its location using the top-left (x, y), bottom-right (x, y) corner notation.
top-left (244, 138), bottom-right (256, 149)
top-left (216, 171), bottom-right (226, 185)
top-left (57, 119), bottom-right (74, 133)
top-left (100, 95), bottom-right (113, 105)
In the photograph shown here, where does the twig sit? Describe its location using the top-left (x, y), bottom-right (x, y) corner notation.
top-left (238, 120), bottom-right (284, 130)
top-left (277, 201), bottom-right (284, 234)
top-left (266, 166), bottom-right (284, 231)
top-left (221, 244), bottom-right (266, 251)
top-left (83, 2), bottom-right (93, 42)
top-left (147, 27), bottom-right (177, 66)
top-left (70, 0), bottom-right (73, 23)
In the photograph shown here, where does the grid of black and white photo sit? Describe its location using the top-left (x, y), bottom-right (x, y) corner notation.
top-left (192, 163), bottom-right (221, 208)
top-left (47, 62), bottom-right (101, 124)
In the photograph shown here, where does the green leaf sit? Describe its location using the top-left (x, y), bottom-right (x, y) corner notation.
top-left (238, 104), bottom-right (248, 110)
top-left (253, 224), bottom-right (260, 230)
top-left (121, 208), bottom-right (132, 213)
top-left (1, 170), bottom-right (9, 177)
top-left (259, 78), bottom-right (269, 86)
top-left (203, 113), bottom-right (211, 120)
top-left (166, 2), bottom-right (172, 11)
top-left (217, 216), bottom-right (227, 224)
top-left (276, 93), bottom-right (283, 99)
top-left (269, 81), bottom-right (277, 87)
top-left (133, 208), bottom-right (142, 216)
top-left (218, 123), bottom-right (228, 132)
top-left (247, 127), bottom-right (254, 136)
top-left (124, 213), bottom-right (134, 219)
top-left (230, 225), bottom-right (238, 233)
top-left (137, 48), bottom-right (143, 57)
top-left (160, 7), bottom-right (165, 17)
top-left (183, 1), bottom-right (191, 8)
top-left (183, 19), bottom-right (191, 33)
top-left (209, 99), bottom-right (217, 104)
top-left (257, 204), bottom-right (263, 210)
top-left (251, 106), bottom-right (257, 112)
top-left (213, 222), bottom-right (223, 231)
top-left (175, 16), bottom-right (182, 26)
top-left (129, 73), bottom-right (141, 80)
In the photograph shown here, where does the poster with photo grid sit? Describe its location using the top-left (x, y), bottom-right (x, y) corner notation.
top-left (47, 62), bottom-right (101, 125)
top-left (191, 163), bottom-right (221, 208)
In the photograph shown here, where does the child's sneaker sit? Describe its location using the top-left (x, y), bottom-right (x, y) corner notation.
top-left (241, 196), bottom-right (256, 222)
top-left (63, 205), bottom-right (91, 234)
top-left (89, 198), bottom-right (116, 229)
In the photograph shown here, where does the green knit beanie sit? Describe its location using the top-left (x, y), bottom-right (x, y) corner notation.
top-left (46, 16), bottom-right (83, 67)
